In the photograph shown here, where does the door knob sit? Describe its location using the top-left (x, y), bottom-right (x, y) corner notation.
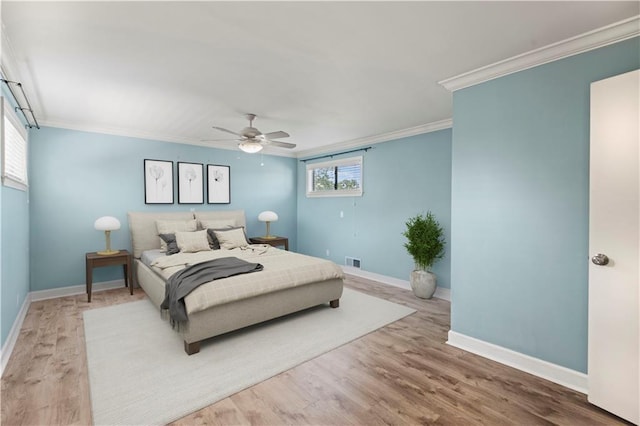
top-left (591, 253), bottom-right (609, 266)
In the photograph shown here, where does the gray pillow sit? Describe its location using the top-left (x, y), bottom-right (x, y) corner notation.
top-left (159, 233), bottom-right (180, 255)
top-left (206, 228), bottom-right (221, 250)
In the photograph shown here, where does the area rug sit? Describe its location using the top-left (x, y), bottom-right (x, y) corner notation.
top-left (83, 287), bottom-right (415, 425)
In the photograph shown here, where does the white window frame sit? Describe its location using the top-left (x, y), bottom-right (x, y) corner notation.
top-left (306, 156), bottom-right (363, 198)
top-left (1, 97), bottom-right (29, 191)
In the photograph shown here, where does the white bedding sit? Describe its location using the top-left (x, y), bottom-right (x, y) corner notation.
top-left (140, 249), bottom-right (166, 268)
top-left (149, 245), bottom-right (344, 315)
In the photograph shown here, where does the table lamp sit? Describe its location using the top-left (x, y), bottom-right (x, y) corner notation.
top-left (94, 216), bottom-right (121, 255)
top-left (258, 211), bottom-right (278, 239)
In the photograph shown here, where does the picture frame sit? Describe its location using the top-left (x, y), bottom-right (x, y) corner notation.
top-left (177, 162), bottom-right (204, 204)
top-left (207, 164), bottom-right (231, 204)
top-left (144, 159), bottom-right (174, 204)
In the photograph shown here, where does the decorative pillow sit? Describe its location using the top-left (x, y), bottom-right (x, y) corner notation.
top-left (206, 228), bottom-right (221, 250)
top-left (202, 220), bottom-right (237, 249)
top-left (207, 226), bottom-right (248, 250)
top-left (159, 233), bottom-right (180, 255)
top-left (214, 227), bottom-right (250, 250)
top-left (156, 219), bottom-right (197, 251)
top-left (175, 230), bottom-right (211, 253)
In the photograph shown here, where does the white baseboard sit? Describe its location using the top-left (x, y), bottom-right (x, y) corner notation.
top-left (447, 331), bottom-right (588, 394)
top-left (341, 266), bottom-right (451, 301)
top-left (1, 293), bottom-right (32, 377)
top-left (30, 279), bottom-right (126, 302)
top-left (2, 279), bottom-right (127, 377)
top-left (433, 287), bottom-right (451, 301)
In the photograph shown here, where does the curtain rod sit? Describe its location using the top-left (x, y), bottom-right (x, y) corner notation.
top-left (1, 78), bottom-right (40, 129)
top-left (300, 146), bottom-right (372, 163)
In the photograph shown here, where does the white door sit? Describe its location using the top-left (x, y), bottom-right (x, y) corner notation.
top-left (588, 69), bottom-right (639, 424)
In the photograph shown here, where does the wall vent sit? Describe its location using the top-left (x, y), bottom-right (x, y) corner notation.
top-left (345, 256), bottom-right (361, 268)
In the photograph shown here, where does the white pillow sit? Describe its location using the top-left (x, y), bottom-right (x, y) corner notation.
top-left (175, 230), bottom-right (211, 253)
top-left (156, 219), bottom-right (197, 251)
top-left (214, 228), bottom-right (249, 250)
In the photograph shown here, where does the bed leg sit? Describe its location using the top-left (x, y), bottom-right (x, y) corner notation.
top-left (330, 299), bottom-right (340, 308)
top-left (184, 340), bottom-right (201, 355)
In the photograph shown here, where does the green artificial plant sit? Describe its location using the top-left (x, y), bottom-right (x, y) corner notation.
top-left (402, 211), bottom-right (445, 271)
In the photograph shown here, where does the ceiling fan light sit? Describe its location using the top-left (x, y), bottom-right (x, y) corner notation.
top-left (238, 141), bottom-right (263, 154)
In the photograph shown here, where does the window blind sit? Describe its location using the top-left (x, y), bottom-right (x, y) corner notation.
top-left (2, 97), bottom-right (28, 191)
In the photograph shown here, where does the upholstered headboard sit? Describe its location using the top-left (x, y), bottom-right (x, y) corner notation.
top-left (193, 210), bottom-right (247, 229)
top-left (127, 210), bottom-right (247, 258)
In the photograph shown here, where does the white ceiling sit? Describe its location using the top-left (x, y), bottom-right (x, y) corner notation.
top-left (2, 1), bottom-right (638, 156)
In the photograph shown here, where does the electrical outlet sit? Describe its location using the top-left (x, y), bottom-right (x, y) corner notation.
top-left (340, 211), bottom-right (344, 218)
top-left (326, 249), bottom-right (330, 257)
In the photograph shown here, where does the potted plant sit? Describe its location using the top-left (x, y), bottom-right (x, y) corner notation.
top-left (402, 211), bottom-right (445, 299)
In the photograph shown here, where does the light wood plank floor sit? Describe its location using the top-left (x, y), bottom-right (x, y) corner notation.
top-left (1, 275), bottom-right (628, 425)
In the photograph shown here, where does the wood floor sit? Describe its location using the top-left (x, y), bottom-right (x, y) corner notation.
top-left (1, 275), bottom-right (627, 425)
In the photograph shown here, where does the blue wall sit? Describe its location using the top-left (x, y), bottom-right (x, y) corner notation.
top-left (1, 187), bottom-right (30, 347)
top-left (1, 86), bottom-right (31, 348)
top-left (28, 127), bottom-right (298, 291)
top-left (0, 160), bottom-right (2, 346)
top-left (450, 37), bottom-right (640, 372)
top-left (297, 129), bottom-right (452, 287)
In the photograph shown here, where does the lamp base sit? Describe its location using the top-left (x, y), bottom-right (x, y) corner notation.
top-left (261, 235), bottom-right (277, 240)
top-left (97, 250), bottom-right (120, 256)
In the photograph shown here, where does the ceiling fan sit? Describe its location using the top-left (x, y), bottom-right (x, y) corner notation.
top-left (203, 113), bottom-right (296, 153)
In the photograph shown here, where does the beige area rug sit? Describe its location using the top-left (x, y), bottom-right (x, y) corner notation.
top-left (83, 287), bottom-right (415, 425)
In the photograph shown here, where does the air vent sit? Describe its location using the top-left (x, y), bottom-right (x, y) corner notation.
top-left (345, 256), bottom-right (361, 268)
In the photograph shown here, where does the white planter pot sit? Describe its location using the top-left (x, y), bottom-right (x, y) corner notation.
top-left (410, 269), bottom-right (437, 299)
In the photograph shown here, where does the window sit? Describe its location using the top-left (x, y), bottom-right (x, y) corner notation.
top-left (306, 156), bottom-right (363, 197)
top-left (1, 97), bottom-right (28, 191)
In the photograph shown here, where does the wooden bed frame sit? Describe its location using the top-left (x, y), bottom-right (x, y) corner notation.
top-left (128, 210), bottom-right (343, 355)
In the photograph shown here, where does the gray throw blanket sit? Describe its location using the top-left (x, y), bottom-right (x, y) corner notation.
top-left (160, 257), bottom-right (263, 331)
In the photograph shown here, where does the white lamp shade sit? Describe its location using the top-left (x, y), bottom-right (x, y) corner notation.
top-left (238, 141), bottom-right (263, 153)
top-left (94, 216), bottom-right (121, 231)
top-left (258, 211), bottom-right (278, 222)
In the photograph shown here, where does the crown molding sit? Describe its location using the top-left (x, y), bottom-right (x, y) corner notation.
top-left (1, 23), bottom-right (44, 121)
top-left (39, 120), bottom-right (298, 158)
top-left (439, 15), bottom-right (640, 92)
top-left (40, 118), bottom-right (451, 160)
top-left (1, 23), bottom-right (20, 80)
top-left (295, 118), bottom-right (453, 159)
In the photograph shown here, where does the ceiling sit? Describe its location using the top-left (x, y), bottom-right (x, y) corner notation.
top-left (2, 1), bottom-right (638, 157)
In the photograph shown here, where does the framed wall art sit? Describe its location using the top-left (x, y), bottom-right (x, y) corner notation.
top-left (177, 162), bottom-right (204, 204)
top-left (144, 159), bottom-right (174, 204)
top-left (207, 164), bottom-right (230, 204)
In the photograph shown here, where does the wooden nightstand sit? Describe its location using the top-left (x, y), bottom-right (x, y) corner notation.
top-left (85, 250), bottom-right (132, 302)
top-left (250, 236), bottom-right (289, 251)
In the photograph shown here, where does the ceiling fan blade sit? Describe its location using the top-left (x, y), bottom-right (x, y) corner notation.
top-left (212, 126), bottom-right (242, 137)
top-left (262, 131), bottom-right (290, 140)
top-left (268, 140), bottom-right (297, 149)
top-left (200, 138), bottom-right (240, 142)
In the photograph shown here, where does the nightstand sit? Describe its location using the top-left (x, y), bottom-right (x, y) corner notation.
top-left (85, 250), bottom-right (132, 302)
top-left (250, 236), bottom-right (289, 251)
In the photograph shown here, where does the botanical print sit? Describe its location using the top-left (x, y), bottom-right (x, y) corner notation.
top-left (178, 162), bottom-right (203, 204)
top-left (207, 165), bottom-right (230, 204)
top-left (144, 159), bottom-right (173, 204)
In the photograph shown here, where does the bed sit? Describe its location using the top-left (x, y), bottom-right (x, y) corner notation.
top-left (128, 210), bottom-right (344, 355)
